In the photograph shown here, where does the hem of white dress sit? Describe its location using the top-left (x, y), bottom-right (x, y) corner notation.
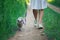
top-left (31, 7), bottom-right (47, 10)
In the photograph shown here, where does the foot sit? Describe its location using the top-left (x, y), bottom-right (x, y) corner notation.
top-left (38, 24), bottom-right (43, 29)
top-left (34, 20), bottom-right (37, 27)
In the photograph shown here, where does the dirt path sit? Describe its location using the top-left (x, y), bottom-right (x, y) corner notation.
top-left (48, 3), bottom-right (60, 13)
top-left (9, 6), bottom-right (48, 40)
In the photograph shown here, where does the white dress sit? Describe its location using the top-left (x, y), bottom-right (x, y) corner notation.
top-left (30, 0), bottom-right (47, 9)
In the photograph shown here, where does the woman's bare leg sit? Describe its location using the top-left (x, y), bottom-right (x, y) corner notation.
top-left (33, 9), bottom-right (38, 20)
top-left (39, 9), bottom-right (44, 24)
top-left (33, 9), bottom-right (38, 27)
top-left (37, 9), bottom-right (44, 29)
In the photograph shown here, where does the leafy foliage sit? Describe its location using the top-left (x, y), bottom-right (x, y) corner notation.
top-left (0, 0), bottom-right (27, 40)
top-left (49, 0), bottom-right (60, 7)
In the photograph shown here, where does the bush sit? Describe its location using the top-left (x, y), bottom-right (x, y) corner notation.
top-left (43, 8), bottom-right (60, 40)
top-left (0, 0), bottom-right (27, 40)
top-left (49, 0), bottom-right (60, 7)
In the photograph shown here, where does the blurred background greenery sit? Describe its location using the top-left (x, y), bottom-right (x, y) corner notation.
top-left (48, 0), bottom-right (60, 7)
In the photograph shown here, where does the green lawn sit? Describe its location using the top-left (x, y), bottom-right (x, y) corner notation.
top-left (43, 7), bottom-right (60, 40)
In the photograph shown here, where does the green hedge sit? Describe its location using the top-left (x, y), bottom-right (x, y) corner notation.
top-left (49, 0), bottom-right (60, 7)
top-left (43, 8), bottom-right (60, 40)
top-left (0, 0), bottom-right (27, 40)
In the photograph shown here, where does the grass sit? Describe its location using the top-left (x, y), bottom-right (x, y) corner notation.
top-left (0, 0), bottom-right (27, 40)
top-left (43, 7), bottom-right (60, 40)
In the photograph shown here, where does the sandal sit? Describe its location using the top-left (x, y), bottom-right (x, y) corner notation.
top-left (38, 24), bottom-right (43, 29)
top-left (34, 20), bottom-right (37, 27)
